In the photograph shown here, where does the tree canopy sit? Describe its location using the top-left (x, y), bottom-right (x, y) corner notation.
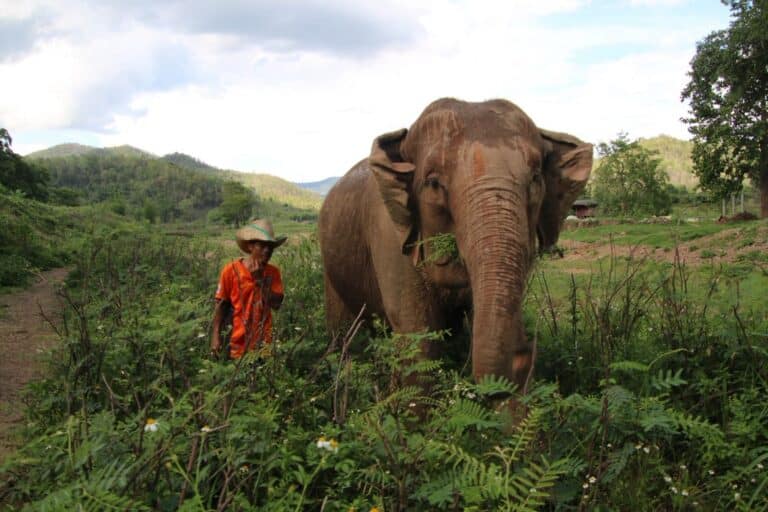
top-left (681, 0), bottom-right (768, 217)
top-left (0, 128), bottom-right (50, 201)
top-left (208, 181), bottom-right (258, 226)
top-left (592, 133), bottom-right (672, 217)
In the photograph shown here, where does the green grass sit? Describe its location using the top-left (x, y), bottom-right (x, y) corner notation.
top-left (560, 220), bottom-right (726, 248)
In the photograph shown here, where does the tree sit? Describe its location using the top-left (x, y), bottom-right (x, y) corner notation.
top-left (592, 133), bottom-right (672, 217)
top-left (0, 128), bottom-right (50, 200)
top-left (213, 181), bottom-right (257, 226)
top-left (681, 1), bottom-right (768, 217)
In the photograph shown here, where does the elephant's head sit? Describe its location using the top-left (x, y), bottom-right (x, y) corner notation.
top-left (369, 98), bottom-right (592, 388)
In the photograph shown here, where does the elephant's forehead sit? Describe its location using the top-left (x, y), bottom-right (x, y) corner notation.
top-left (409, 106), bottom-right (539, 154)
top-left (457, 141), bottom-right (537, 180)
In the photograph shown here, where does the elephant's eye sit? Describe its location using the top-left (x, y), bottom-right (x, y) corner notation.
top-left (424, 175), bottom-right (441, 190)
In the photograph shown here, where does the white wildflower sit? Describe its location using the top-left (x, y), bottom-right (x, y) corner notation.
top-left (758, 463), bottom-right (764, 470)
top-left (708, 469), bottom-right (715, 475)
top-left (197, 333), bottom-right (205, 339)
top-left (643, 446), bottom-right (650, 453)
top-left (681, 489), bottom-right (689, 497)
top-left (671, 486), bottom-right (678, 494)
top-left (409, 402), bottom-right (417, 408)
top-left (734, 492), bottom-right (741, 500)
top-left (201, 425), bottom-right (212, 433)
top-left (582, 483), bottom-right (589, 489)
top-left (588, 476), bottom-right (597, 484)
top-left (144, 418), bottom-right (159, 433)
top-left (664, 476), bottom-right (672, 483)
top-left (316, 436), bottom-right (339, 453)
top-left (466, 392), bottom-right (476, 399)
top-left (680, 464), bottom-right (687, 470)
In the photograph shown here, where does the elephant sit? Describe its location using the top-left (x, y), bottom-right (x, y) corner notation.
top-left (318, 98), bottom-right (592, 397)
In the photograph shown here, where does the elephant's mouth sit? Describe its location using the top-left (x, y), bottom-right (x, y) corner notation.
top-left (433, 255), bottom-right (454, 266)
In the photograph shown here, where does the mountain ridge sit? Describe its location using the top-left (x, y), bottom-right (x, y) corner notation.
top-left (295, 176), bottom-right (341, 196)
top-left (25, 143), bottom-right (323, 210)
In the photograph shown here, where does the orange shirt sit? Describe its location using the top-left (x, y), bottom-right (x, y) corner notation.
top-left (215, 259), bottom-right (284, 358)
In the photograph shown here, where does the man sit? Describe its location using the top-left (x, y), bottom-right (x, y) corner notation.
top-left (211, 219), bottom-right (286, 359)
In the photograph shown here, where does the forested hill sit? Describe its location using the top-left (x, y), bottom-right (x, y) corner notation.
top-left (40, 152), bottom-right (225, 223)
top-left (27, 143), bottom-right (155, 160)
top-left (222, 170), bottom-right (323, 210)
top-left (27, 144), bottom-right (323, 210)
top-left (161, 152), bottom-right (218, 173)
top-left (637, 135), bottom-right (696, 188)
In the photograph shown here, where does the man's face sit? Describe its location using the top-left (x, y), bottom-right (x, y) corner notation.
top-left (247, 240), bottom-right (274, 265)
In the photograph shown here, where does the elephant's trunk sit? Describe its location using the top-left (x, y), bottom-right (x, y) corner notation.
top-left (457, 176), bottom-right (534, 393)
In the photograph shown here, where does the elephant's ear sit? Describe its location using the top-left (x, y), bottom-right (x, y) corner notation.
top-left (369, 129), bottom-right (417, 254)
top-left (538, 129), bottom-right (593, 251)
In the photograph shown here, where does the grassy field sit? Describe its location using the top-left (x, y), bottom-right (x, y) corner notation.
top-left (0, 213), bottom-right (765, 511)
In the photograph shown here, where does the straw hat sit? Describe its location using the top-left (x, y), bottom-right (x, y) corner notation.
top-left (235, 219), bottom-right (287, 253)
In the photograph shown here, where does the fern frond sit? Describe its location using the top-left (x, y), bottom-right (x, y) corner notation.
top-left (650, 368), bottom-right (686, 392)
top-left (602, 443), bottom-right (636, 484)
top-left (358, 385), bottom-right (423, 425)
top-left (509, 456), bottom-right (570, 512)
top-left (441, 398), bottom-right (502, 434)
top-left (427, 441), bottom-right (508, 501)
top-left (471, 374), bottom-right (519, 397)
top-left (666, 409), bottom-right (727, 446)
top-left (609, 360), bottom-right (650, 373)
top-left (501, 407), bottom-right (543, 465)
top-left (638, 401), bottom-right (677, 434)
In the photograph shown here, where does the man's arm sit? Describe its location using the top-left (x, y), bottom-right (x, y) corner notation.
top-left (211, 299), bottom-right (226, 355)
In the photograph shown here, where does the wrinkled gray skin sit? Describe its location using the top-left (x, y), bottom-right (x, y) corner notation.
top-left (319, 98), bottom-right (592, 395)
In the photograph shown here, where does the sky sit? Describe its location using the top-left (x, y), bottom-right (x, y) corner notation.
top-left (0, 0), bottom-right (731, 183)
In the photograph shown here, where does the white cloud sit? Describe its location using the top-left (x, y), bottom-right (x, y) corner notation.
top-left (629, 0), bottom-right (687, 6)
top-left (1, 0), bottom-right (729, 181)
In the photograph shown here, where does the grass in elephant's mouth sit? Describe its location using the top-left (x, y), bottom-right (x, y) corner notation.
top-left (419, 233), bottom-right (461, 265)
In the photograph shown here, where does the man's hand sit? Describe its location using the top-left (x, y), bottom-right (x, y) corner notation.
top-left (210, 334), bottom-right (222, 358)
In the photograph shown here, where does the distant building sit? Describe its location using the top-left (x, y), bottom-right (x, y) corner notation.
top-left (572, 199), bottom-right (598, 218)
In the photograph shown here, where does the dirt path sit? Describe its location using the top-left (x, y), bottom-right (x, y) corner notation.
top-left (558, 225), bottom-right (768, 268)
top-left (0, 268), bottom-right (69, 463)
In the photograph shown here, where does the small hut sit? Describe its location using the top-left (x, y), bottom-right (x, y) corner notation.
top-left (572, 199), bottom-right (598, 218)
